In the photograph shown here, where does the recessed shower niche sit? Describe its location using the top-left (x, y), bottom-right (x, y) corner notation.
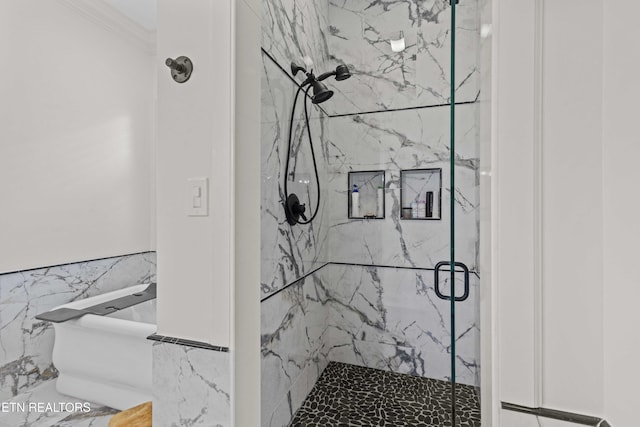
top-left (347, 170), bottom-right (385, 219)
top-left (400, 168), bottom-right (442, 220)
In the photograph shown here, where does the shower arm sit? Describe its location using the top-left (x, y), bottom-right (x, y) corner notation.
top-left (316, 71), bottom-right (336, 82)
top-left (292, 62), bottom-right (331, 86)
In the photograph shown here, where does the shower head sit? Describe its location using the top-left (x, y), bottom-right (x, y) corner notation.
top-left (317, 64), bottom-right (352, 82)
top-left (335, 64), bottom-right (351, 81)
top-left (290, 60), bottom-right (348, 104)
top-left (311, 80), bottom-right (334, 104)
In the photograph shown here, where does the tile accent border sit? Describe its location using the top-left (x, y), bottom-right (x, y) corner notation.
top-left (261, 262), bottom-right (331, 302)
top-left (261, 261), bottom-right (480, 304)
top-left (146, 334), bottom-right (229, 353)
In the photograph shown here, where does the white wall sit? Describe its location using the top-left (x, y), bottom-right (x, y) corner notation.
top-left (540, 0), bottom-right (604, 413)
top-left (232, 0), bottom-right (261, 424)
top-left (493, 0), bottom-right (640, 425)
top-left (493, 0), bottom-right (539, 409)
top-left (602, 2), bottom-right (640, 425)
top-left (156, 0), bottom-right (232, 346)
top-left (478, 0), bottom-right (493, 423)
top-left (0, 0), bottom-right (156, 273)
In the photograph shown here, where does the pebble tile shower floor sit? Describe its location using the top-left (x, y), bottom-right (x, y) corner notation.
top-left (290, 362), bottom-right (480, 427)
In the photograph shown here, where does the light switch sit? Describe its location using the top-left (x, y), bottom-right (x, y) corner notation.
top-left (187, 178), bottom-right (208, 216)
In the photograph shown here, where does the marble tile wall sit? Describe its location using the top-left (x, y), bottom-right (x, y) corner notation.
top-left (322, 263), bottom-right (479, 387)
top-left (152, 342), bottom-right (231, 427)
top-left (262, 0), bottom-right (331, 89)
top-left (0, 379), bottom-right (117, 427)
top-left (264, 0), bottom-right (480, 115)
top-left (261, 52), bottom-right (331, 298)
top-left (327, 0), bottom-right (480, 115)
top-left (260, 274), bottom-right (329, 427)
top-left (0, 252), bottom-right (156, 401)
top-left (324, 104), bottom-right (479, 271)
top-left (260, 262), bottom-right (480, 425)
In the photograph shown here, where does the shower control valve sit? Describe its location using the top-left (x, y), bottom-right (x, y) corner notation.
top-left (284, 193), bottom-right (307, 225)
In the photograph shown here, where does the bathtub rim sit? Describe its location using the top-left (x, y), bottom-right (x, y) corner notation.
top-left (51, 284), bottom-right (156, 335)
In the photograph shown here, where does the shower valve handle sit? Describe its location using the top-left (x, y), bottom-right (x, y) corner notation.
top-left (298, 205), bottom-right (307, 221)
top-left (293, 201), bottom-right (307, 220)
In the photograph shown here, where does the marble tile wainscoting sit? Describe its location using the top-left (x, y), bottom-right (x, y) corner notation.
top-left (152, 340), bottom-right (231, 427)
top-left (0, 379), bottom-right (118, 427)
top-left (0, 252), bottom-right (157, 401)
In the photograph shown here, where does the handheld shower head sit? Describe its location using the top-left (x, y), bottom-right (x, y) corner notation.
top-left (311, 80), bottom-right (334, 104)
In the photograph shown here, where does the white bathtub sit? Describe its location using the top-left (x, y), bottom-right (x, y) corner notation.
top-left (51, 284), bottom-right (156, 410)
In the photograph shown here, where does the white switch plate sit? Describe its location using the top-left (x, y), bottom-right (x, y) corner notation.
top-left (187, 177), bottom-right (208, 216)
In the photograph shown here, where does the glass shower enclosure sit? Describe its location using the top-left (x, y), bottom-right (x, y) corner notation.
top-left (259, 0), bottom-right (481, 425)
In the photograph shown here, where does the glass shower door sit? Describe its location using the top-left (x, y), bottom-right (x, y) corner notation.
top-left (436, 0), bottom-right (481, 425)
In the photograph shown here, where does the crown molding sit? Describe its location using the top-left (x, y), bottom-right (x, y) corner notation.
top-left (56, 0), bottom-right (156, 54)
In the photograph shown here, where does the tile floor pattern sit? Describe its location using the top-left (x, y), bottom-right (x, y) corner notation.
top-left (0, 380), bottom-right (118, 427)
top-left (290, 362), bottom-right (480, 427)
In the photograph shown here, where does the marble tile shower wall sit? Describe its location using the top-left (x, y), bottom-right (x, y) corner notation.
top-left (261, 263), bottom-right (479, 426)
top-left (263, 0), bottom-right (331, 85)
top-left (0, 252), bottom-right (156, 401)
top-left (322, 264), bottom-right (479, 387)
top-left (261, 273), bottom-right (329, 427)
top-left (324, 104), bottom-right (479, 271)
top-left (260, 0), bottom-right (480, 425)
top-left (261, 51), bottom-right (331, 298)
top-left (326, 0), bottom-right (479, 115)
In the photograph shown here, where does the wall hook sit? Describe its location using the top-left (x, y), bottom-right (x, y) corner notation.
top-left (165, 56), bottom-right (193, 83)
